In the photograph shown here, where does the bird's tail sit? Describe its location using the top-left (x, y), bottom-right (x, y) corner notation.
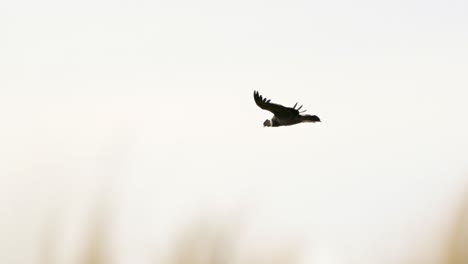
top-left (301, 115), bottom-right (321, 123)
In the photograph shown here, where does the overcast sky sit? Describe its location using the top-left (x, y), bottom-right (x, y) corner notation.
top-left (1, 0), bottom-right (468, 263)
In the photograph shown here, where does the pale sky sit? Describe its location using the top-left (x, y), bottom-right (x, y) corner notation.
top-left (1, 0), bottom-right (468, 264)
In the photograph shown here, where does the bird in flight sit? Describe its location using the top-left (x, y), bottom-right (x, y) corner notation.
top-left (254, 90), bottom-right (321, 127)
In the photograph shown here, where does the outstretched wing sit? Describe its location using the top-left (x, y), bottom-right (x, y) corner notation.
top-left (253, 91), bottom-right (299, 117)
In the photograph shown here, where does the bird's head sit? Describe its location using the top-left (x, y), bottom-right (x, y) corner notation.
top-left (263, 119), bottom-right (272, 127)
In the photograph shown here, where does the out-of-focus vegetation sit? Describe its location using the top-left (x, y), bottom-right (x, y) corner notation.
top-left (34, 193), bottom-right (468, 264)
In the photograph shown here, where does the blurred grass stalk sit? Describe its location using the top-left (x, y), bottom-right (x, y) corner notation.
top-left (40, 203), bottom-right (112, 264)
top-left (446, 189), bottom-right (468, 264)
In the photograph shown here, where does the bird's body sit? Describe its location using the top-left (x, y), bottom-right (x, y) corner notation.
top-left (254, 91), bottom-right (321, 127)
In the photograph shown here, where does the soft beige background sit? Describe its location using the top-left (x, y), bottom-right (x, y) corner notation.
top-left (1, 0), bottom-right (468, 263)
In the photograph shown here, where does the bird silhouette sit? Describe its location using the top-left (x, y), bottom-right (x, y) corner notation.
top-left (254, 90), bottom-right (321, 127)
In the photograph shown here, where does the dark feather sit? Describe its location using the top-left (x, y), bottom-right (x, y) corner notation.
top-left (253, 91), bottom-right (299, 118)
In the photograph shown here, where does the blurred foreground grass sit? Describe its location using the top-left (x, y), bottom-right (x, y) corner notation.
top-left (39, 204), bottom-right (302, 264)
top-left (36, 194), bottom-right (468, 264)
